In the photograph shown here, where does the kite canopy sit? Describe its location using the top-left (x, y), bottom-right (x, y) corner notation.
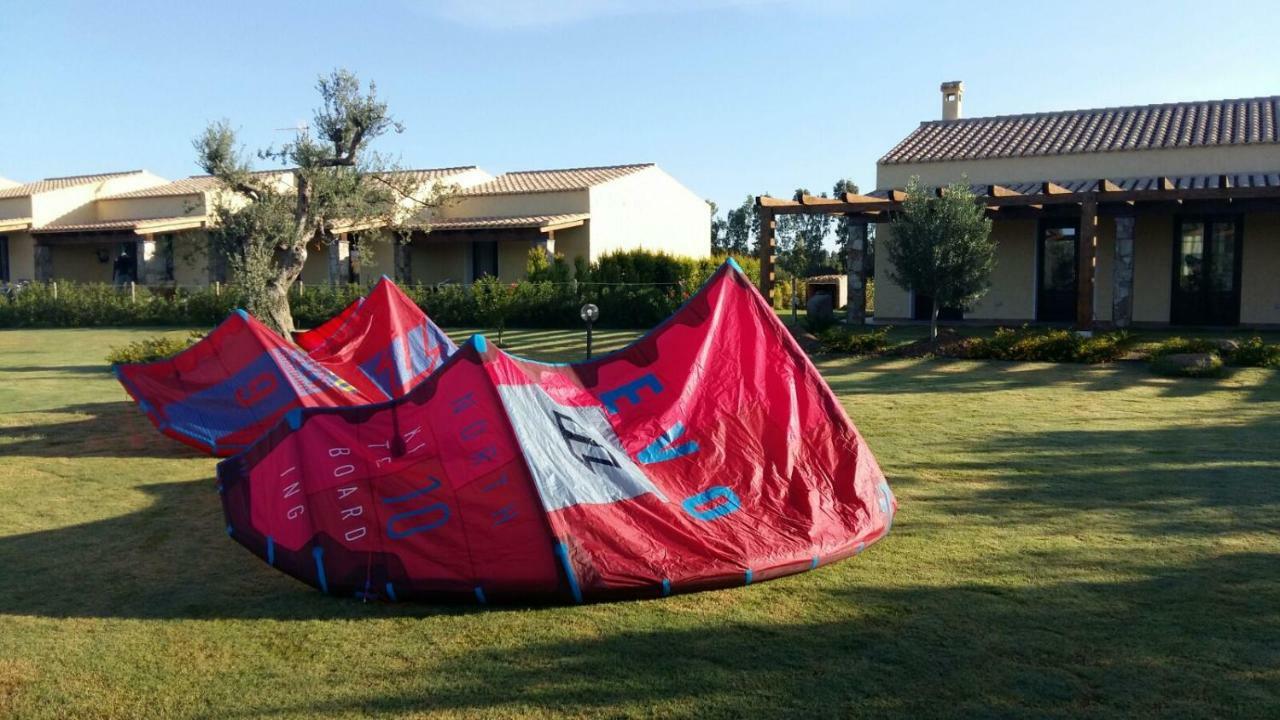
top-left (115, 277), bottom-right (456, 456)
top-left (217, 260), bottom-right (895, 604)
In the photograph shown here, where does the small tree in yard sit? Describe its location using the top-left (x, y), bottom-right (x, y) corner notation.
top-left (197, 69), bottom-right (450, 336)
top-left (887, 178), bottom-right (995, 340)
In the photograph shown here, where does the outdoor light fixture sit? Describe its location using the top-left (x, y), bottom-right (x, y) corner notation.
top-left (580, 302), bottom-right (599, 358)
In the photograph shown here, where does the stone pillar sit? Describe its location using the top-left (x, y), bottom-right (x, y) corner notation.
top-left (845, 217), bottom-right (868, 324)
top-left (34, 243), bottom-right (52, 282)
top-left (1112, 216), bottom-right (1135, 328)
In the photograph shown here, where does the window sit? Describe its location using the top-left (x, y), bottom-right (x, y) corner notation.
top-left (1172, 216), bottom-right (1241, 325)
top-left (471, 241), bottom-right (498, 281)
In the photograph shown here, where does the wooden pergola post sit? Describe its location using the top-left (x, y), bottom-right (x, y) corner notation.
top-left (845, 216), bottom-right (868, 324)
top-left (758, 206), bottom-right (776, 299)
top-left (1075, 196), bottom-right (1098, 330)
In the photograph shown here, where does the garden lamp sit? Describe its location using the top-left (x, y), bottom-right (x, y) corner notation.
top-left (580, 303), bottom-right (599, 359)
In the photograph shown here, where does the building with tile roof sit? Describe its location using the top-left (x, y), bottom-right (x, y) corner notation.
top-left (0, 162), bottom-right (709, 289)
top-left (864, 82), bottom-right (1280, 328)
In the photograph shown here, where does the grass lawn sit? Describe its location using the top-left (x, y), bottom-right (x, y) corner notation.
top-left (1, 326), bottom-right (1278, 719)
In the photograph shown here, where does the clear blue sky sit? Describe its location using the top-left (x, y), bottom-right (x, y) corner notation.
top-left (4, 0), bottom-right (1279, 217)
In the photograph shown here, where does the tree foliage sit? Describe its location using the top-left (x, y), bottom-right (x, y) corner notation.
top-left (886, 178), bottom-right (995, 338)
top-left (196, 68), bottom-right (452, 336)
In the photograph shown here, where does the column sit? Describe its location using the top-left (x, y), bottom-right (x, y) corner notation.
top-left (757, 207), bottom-right (776, 298)
top-left (845, 217), bottom-right (868, 324)
top-left (1075, 198), bottom-right (1098, 330)
top-left (1112, 216), bottom-right (1135, 328)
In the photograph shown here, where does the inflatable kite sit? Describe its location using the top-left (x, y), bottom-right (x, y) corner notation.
top-left (115, 277), bottom-right (455, 456)
top-left (217, 260), bottom-right (895, 603)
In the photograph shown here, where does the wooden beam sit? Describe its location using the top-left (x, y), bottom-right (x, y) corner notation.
top-left (756, 195), bottom-right (792, 207)
top-left (1219, 174), bottom-right (1232, 190)
top-left (986, 184), bottom-right (1020, 197)
top-left (1076, 197), bottom-right (1098, 330)
top-left (841, 192), bottom-right (889, 204)
top-left (799, 194), bottom-right (843, 206)
top-left (886, 189), bottom-right (907, 203)
top-left (1158, 176), bottom-right (1176, 191)
top-left (1041, 181), bottom-right (1072, 195)
top-left (758, 208), bottom-right (777, 297)
top-left (1094, 179), bottom-right (1122, 193)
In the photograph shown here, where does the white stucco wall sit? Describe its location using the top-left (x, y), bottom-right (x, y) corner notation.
top-left (586, 166), bottom-right (710, 261)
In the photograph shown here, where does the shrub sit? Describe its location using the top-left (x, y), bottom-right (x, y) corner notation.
top-left (818, 326), bottom-right (890, 355)
top-left (106, 331), bottom-right (206, 365)
top-left (1228, 336), bottom-right (1280, 367)
top-left (964, 326), bottom-right (1134, 363)
top-left (1148, 337), bottom-right (1220, 358)
top-left (0, 251), bottom-right (767, 331)
top-left (1150, 352), bottom-right (1226, 378)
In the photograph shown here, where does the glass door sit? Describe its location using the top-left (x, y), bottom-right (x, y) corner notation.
top-left (0, 235), bottom-right (9, 282)
top-left (1172, 217), bottom-right (1241, 325)
top-left (1036, 220), bottom-right (1078, 322)
top-left (471, 241), bottom-right (498, 281)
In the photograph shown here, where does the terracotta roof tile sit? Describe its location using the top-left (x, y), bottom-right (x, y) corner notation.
top-left (869, 170), bottom-right (1280, 197)
top-left (429, 213), bottom-right (589, 231)
top-left (459, 164), bottom-right (652, 196)
top-left (0, 170), bottom-right (146, 199)
top-left (881, 96), bottom-right (1280, 164)
top-left (33, 216), bottom-right (207, 234)
top-left (102, 166), bottom-right (479, 200)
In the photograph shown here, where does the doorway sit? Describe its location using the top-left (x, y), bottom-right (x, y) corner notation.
top-left (1171, 216), bottom-right (1241, 326)
top-left (1036, 219), bottom-right (1078, 323)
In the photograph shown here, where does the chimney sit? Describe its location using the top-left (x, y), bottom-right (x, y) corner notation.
top-left (941, 81), bottom-right (964, 121)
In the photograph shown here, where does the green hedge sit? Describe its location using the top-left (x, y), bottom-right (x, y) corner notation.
top-left (0, 251), bottom-right (763, 330)
top-left (963, 327), bottom-right (1136, 364)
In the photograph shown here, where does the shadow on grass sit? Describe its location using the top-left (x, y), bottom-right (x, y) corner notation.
top-left (0, 401), bottom-right (201, 459)
top-left (946, 416), bottom-right (1280, 538)
top-left (0, 479), bottom-right (487, 621)
top-left (201, 552), bottom-right (1280, 718)
top-left (822, 356), bottom-right (1279, 400)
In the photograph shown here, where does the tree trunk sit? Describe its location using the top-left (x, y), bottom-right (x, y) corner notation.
top-left (261, 243), bottom-right (308, 337)
top-left (931, 299), bottom-right (939, 341)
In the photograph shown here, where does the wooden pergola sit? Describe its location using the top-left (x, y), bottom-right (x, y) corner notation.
top-left (755, 174), bottom-right (1280, 329)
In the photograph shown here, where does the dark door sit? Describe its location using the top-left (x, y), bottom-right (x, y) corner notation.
top-left (1171, 217), bottom-right (1241, 326)
top-left (471, 241), bottom-right (498, 280)
top-left (912, 292), bottom-right (962, 321)
top-left (0, 235), bottom-right (8, 282)
top-left (1036, 220), bottom-right (1078, 322)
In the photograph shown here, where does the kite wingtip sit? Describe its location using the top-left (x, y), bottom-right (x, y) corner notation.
top-left (725, 256), bottom-right (744, 273)
top-left (472, 335), bottom-right (488, 353)
top-left (285, 409), bottom-right (303, 430)
top-left (234, 308), bottom-right (250, 321)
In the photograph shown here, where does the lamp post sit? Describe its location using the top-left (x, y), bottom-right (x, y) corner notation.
top-left (580, 303), bottom-right (599, 359)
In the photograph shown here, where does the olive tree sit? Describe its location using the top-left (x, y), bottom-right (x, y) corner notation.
top-left (197, 69), bottom-right (449, 336)
top-left (886, 178), bottom-right (995, 339)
